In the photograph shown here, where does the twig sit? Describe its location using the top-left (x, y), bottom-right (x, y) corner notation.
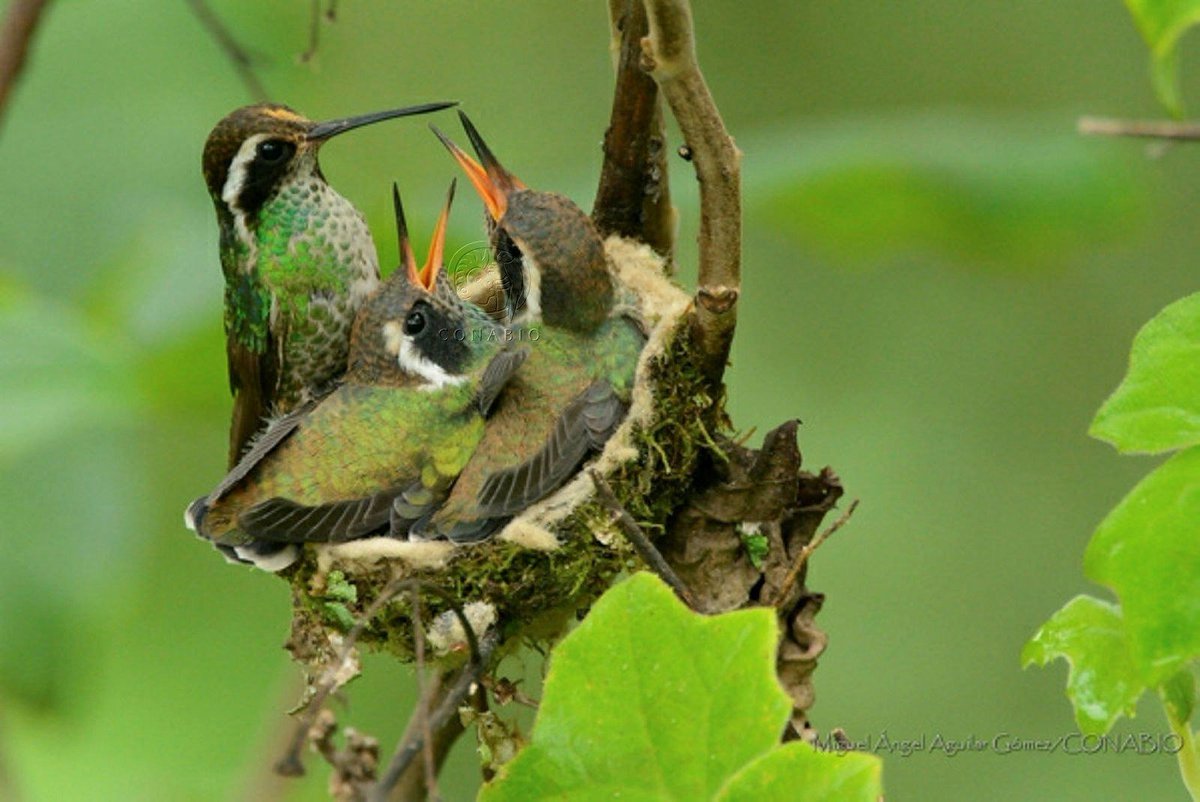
top-left (1078, 116), bottom-right (1200, 141)
top-left (0, 0), bottom-right (52, 134)
top-left (276, 574), bottom-right (408, 776)
top-left (369, 633), bottom-right (498, 802)
top-left (590, 469), bottom-right (696, 607)
top-left (365, 580), bottom-right (488, 801)
top-left (408, 586), bottom-right (440, 802)
top-left (771, 500), bottom-right (858, 609)
top-left (640, 0), bottom-right (741, 386)
top-left (184, 0), bottom-right (269, 102)
top-left (592, 0), bottom-right (675, 258)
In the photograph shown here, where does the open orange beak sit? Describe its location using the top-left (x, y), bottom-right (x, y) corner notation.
top-left (420, 180), bottom-right (456, 291)
top-left (391, 181), bottom-right (455, 292)
top-left (430, 111), bottom-right (525, 221)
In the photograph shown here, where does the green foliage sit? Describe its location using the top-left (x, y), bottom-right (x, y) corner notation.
top-left (479, 573), bottom-right (882, 802)
top-left (1124, 0), bottom-right (1200, 114)
top-left (1091, 293), bottom-right (1200, 454)
top-left (748, 116), bottom-right (1139, 268)
top-left (1022, 596), bottom-right (1143, 734)
top-left (1085, 447), bottom-right (1200, 684)
top-left (1028, 293), bottom-right (1200, 798)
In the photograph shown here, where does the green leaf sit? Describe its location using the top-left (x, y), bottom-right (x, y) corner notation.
top-left (1160, 670), bottom-right (1196, 725)
top-left (1085, 446), bottom-right (1200, 685)
top-left (1022, 596), bottom-right (1146, 734)
top-left (715, 742), bottom-right (881, 802)
top-left (748, 114), bottom-right (1140, 268)
top-left (1090, 292), bottom-right (1200, 454)
top-left (481, 573), bottom-right (880, 802)
top-left (1124, 0), bottom-right (1200, 115)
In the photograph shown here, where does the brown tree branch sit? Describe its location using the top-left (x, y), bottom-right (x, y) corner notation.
top-left (640, 0), bottom-right (741, 387)
top-left (592, 0), bottom-right (676, 258)
top-left (0, 0), bottom-right (52, 134)
top-left (1078, 115), bottom-right (1200, 141)
top-left (184, 0), bottom-right (270, 102)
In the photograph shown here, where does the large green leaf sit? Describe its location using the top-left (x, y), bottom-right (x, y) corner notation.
top-left (1090, 292), bottom-right (1200, 454)
top-left (1085, 446), bottom-right (1200, 684)
top-left (715, 742), bottom-right (881, 802)
top-left (1125, 0), bottom-right (1200, 115)
top-left (480, 573), bottom-right (882, 802)
top-left (1021, 596), bottom-right (1146, 734)
top-left (748, 115), bottom-right (1139, 268)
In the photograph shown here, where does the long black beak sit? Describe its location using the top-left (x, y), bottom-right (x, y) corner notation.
top-left (307, 101), bottom-right (457, 141)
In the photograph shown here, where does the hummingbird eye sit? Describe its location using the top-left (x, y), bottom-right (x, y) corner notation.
top-left (255, 139), bottom-right (293, 164)
top-left (404, 309), bottom-right (427, 335)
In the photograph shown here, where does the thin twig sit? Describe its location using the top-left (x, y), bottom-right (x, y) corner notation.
top-left (640, 0), bottom-right (741, 386)
top-left (184, 0), bottom-right (269, 102)
top-left (771, 500), bottom-right (858, 609)
top-left (408, 586), bottom-right (440, 802)
top-left (276, 574), bottom-right (408, 776)
top-left (590, 469), bottom-right (696, 607)
top-left (1078, 116), bottom-right (1200, 141)
top-left (299, 0), bottom-right (320, 63)
top-left (369, 633), bottom-right (498, 802)
top-left (366, 580), bottom-right (488, 801)
top-left (592, 0), bottom-right (675, 258)
top-left (0, 0), bottom-right (52, 134)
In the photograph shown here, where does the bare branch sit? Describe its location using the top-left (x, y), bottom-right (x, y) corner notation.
top-left (184, 0), bottom-right (270, 102)
top-left (1078, 115), bottom-right (1200, 141)
top-left (591, 469), bottom-right (696, 608)
top-left (592, 0), bottom-right (675, 258)
top-left (640, 0), bottom-right (741, 386)
top-left (0, 0), bottom-right (52, 134)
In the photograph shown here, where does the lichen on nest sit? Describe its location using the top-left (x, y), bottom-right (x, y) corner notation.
top-left (283, 236), bottom-right (729, 669)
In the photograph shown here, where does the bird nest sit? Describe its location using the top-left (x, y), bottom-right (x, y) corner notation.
top-left (283, 235), bottom-right (724, 671)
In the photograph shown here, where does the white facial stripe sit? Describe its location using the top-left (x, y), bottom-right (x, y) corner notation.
top-left (383, 321), bottom-right (467, 389)
top-left (513, 252), bottom-right (543, 325)
top-left (221, 133), bottom-right (268, 212)
top-left (383, 321), bottom-right (404, 357)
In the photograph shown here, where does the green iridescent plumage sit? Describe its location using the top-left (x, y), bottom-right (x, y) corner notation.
top-left (189, 182), bottom-right (521, 569)
top-left (201, 102), bottom-right (454, 468)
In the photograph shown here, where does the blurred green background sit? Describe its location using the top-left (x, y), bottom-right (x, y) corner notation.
top-left (0, 1), bottom-right (1195, 799)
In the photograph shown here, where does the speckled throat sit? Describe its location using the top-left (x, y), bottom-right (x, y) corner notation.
top-left (223, 174), bottom-right (381, 411)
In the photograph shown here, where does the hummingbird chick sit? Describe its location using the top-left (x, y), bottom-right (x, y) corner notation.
top-left (202, 100), bottom-right (455, 469)
top-left (416, 113), bottom-right (646, 543)
top-left (186, 182), bottom-right (527, 571)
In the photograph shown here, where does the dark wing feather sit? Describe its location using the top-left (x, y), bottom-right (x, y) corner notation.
top-left (226, 319), bottom-right (284, 468)
top-left (206, 399), bottom-right (316, 506)
top-left (475, 379), bottom-right (629, 517)
top-left (475, 345), bottom-right (529, 415)
top-left (238, 492), bottom-right (398, 543)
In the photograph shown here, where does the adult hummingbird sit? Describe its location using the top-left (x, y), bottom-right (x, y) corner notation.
top-left (416, 114), bottom-right (645, 543)
top-left (202, 100), bottom-right (455, 468)
top-left (186, 182), bottom-right (528, 570)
